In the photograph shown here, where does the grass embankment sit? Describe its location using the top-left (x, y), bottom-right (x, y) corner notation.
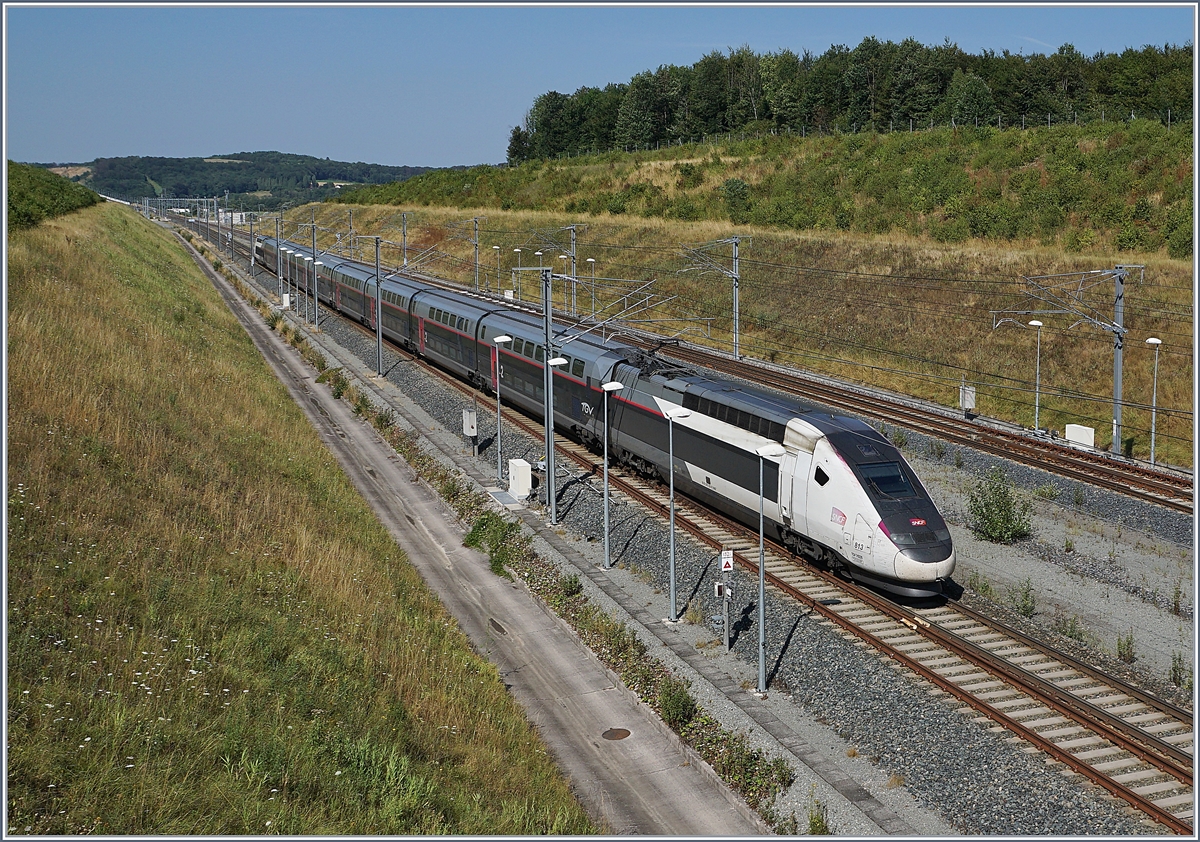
top-left (8, 160), bottom-right (103, 232)
top-left (284, 201), bottom-right (1193, 467)
top-left (337, 120), bottom-right (1192, 258)
top-left (6, 202), bottom-right (596, 834)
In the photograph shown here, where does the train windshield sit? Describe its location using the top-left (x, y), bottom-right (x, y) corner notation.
top-left (859, 462), bottom-right (916, 499)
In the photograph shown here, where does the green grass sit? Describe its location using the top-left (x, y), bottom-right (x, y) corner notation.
top-left (336, 120), bottom-right (1192, 258)
top-left (7, 160), bottom-right (103, 232)
top-left (6, 203), bottom-right (595, 835)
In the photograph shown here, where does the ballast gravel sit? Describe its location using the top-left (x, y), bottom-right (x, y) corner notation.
top-left (273, 289), bottom-right (1188, 836)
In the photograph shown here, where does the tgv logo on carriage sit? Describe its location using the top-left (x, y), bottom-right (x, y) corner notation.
top-left (261, 237), bottom-right (955, 597)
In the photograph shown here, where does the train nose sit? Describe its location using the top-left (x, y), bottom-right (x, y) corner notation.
top-left (879, 512), bottom-right (955, 580)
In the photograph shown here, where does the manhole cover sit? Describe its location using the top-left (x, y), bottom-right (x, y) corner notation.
top-left (602, 728), bottom-right (630, 741)
top-left (488, 618), bottom-right (507, 636)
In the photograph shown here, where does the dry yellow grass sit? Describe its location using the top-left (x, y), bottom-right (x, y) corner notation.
top-left (287, 201), bottom-right (1193, 466)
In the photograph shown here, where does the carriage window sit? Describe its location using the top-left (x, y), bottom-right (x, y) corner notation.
top-left (522, 340), bottom-right (534, 358)
top-left (814, 466), bottom-right (829, 486)
top-left (571, 358), bottom-right (585, 378)
top-left (534, 345), bottom-right (544, 363)
top-left (457, 317), bottom-right (465, 331)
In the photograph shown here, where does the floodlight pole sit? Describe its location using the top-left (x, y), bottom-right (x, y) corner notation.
top-left (756, 443), bottom-right (785, 694)
top-left (312, 209), bottom-right (320, 330)
top-left (275, 217), bottom-right (282, 301)
top-left (602, 381), bottom-right (624, 569)
top-left (665, 407), bottom-right (691, 623)
top-left (493, 335), bottom-right (513, 482)
top-left (542, 268), bottom-right (558, 524)
top-left (375, 237), bottom-right (383, 375)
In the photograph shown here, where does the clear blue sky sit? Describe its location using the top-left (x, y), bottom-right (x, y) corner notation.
top-left (5, 3), bottom-right (1195, 168)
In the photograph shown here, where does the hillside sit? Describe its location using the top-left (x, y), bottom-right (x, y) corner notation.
top-left (6, 200), bottom-right (595, 833)
top-left (34, 151), bottom-right (440, 211)
top-left (293, 196), bottom-right (1192, 468)
top-left (335, 120), bottom-right (1192, 259)
top-left (7, 160), bottom-right (102, 232)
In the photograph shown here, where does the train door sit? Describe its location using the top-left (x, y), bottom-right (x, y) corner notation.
top-left (368, 293), bottom-right (377, 330)
top-left (779, 452), bottom-right (796, 525)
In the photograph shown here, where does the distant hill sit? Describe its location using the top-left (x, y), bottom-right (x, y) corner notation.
top-left (31, 152), bottom-right (445, 211)
top-left (335, 119), bottom-right (1193, 259)
top-left (7, 160), bottom-right (102, 232)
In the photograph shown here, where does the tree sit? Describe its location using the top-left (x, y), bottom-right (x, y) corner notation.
top-left (761, 49), bottom-right (806, 130)
top-left (614, 71), bottom-right (658, 148)
top-left (947, 69), bottom-right (995, 125)
top-left (887, 39), bottom-right (941, 126)
top-left (506, 125), bottom-right (531, 166)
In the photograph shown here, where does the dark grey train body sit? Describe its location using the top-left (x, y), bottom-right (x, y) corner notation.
top-left (258, 238), bottom-right (955, 597)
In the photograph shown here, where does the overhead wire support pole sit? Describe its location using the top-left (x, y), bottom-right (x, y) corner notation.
top-left (990, 264), bottom-right (1139, 455)
top-left (681, 236), bottom-right (748, 359)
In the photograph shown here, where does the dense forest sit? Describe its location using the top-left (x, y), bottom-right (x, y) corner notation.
top-left (7, 161), bottom-right (102, 232)
top-left (507, 39), bottom-right (1192, 163)
top-left (34, 152), bottom-right (438, 210)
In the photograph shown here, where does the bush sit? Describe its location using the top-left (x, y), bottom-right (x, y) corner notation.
top-left (1009, 578), bottom-right (1036, 618)
top-left (967, 466), bottom-right (1032, 543)
top-left (657, 675), bottom-right (698, 731)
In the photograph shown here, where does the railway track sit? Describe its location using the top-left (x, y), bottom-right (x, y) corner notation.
top-left (635, 341), bottom-right (1194, 516)
top-left (203, 218), bottom-right (1194, 833)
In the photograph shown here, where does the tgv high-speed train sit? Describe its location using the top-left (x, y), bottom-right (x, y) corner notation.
top-left (258, 237), bottom-right (955, 597)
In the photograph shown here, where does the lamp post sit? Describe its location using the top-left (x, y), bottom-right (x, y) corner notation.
top-left (587, 257), bottom-right (596, 318)
top-left (492, 245), bottom-right (500, 293)
top-left (546, 355), bottom-right (568, 524)
top-left (275, 218), bottom-right (282, 302)
top-left (492, 335), bottom-right (513, 482)
top-left (373, 238), bottom-right (383, 375)
top-left (756, 442), bottom-right (785, 694)
top-left (513, 248), bottom-right (522, 300)
top-left (282, 249), bottom-right (294, 310)
top-left (601, 381), bottom-right (624, 568)
top-left (313, 261), bottom-right (324, 328)
top-left (303, 256), bottom-right (313, 323)
top-left (1146, 337), bottom-right (1162, 464)
top-left (664, 407), bottom-right (691, 623)
top-left (1029, 320), bottom-right (1043, 431)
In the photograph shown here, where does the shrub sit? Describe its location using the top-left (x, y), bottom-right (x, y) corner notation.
top-left (967, 466), bottom-right (1032, 543)
top-left (1170, 652), bottom-right (1192, 690)
top-left (1009, 578), bottom-right (1036, 618)
top-left (1116, 629), bottom-right (1136, 663)
top-left (657, 675), bottom-right (698, 731)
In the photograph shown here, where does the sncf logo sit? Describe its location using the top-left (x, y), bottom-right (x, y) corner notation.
top-left (910, 518), bottom-right (927, 527)
top-left (830, 507), bottom-right (847, 526)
